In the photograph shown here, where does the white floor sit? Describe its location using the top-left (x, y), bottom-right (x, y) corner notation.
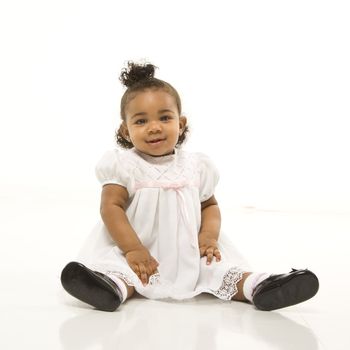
top-left (1, 186), bottom-right (349, 350)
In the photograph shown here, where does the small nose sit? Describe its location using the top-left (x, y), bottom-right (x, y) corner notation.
top-left (148, 120), bottom-right (161, 133)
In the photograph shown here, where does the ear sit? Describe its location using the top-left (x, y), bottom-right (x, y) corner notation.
top-left (179, 116), bottom-right (187, 135)
top-left (120, 122), bottom-right (130, 141)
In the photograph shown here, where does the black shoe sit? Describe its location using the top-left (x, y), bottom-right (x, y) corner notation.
top-left (252, 268), bottom-right (319, 311)
top-left (61, 261), bottom-right (123, 312)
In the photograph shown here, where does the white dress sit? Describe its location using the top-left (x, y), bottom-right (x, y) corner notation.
top-left (77, 147), bottom-right (250, 301)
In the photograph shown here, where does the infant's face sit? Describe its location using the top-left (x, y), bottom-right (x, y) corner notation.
top-left (124, 89), bottom-right (186, 157)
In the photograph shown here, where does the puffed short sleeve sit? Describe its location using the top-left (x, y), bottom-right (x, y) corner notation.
top-left (95, 149), bottom-right (128, 187)
top-left (197, 152), bottom-right (220, 202)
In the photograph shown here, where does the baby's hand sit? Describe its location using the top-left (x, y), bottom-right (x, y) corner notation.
top-left (125, 245), bottom-right (159, 286)
top-left (198, 236), bottom-right (221, 265)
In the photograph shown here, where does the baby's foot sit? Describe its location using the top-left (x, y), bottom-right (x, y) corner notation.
top-left (61, 261), bottom-right (123, 312)
top-left (252, 268), bottom-right (319, 311)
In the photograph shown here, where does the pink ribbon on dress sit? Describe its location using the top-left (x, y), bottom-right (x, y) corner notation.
top-left (134, 180), bottom-right (198, 191)
top-left (134, 180), bottom-right (199, 248)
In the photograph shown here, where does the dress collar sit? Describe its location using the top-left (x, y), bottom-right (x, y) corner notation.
top-left (133, 148), bottom-right (177, 164)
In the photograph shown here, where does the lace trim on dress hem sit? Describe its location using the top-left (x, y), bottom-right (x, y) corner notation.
top-left (106, 270), bottom-right (161, 287)
top-left (105, 268), bottom-right (244, 301)
top-left (213, 267), bottom-right (244, 300)
top-left (105, 270), bottom-right (135, 286)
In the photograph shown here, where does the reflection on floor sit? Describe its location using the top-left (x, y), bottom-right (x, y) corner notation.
top-left (58, 293), bottom-right (321, 350)
top-left (0, 188), bottom-right (349, 349)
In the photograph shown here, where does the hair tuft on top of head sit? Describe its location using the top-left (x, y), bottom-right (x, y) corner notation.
top-left (119, 61), bottom-right (158, 88)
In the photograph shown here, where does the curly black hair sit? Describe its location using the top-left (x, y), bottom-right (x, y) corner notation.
top-left (115, 60), bottom-right (189, 149)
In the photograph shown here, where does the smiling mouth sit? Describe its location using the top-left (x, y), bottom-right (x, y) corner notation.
top-left (147, 138), bottom-right (165, 144)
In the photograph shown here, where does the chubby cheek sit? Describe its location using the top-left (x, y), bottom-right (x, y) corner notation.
top-left (130, 129), bottom-right (146, 144)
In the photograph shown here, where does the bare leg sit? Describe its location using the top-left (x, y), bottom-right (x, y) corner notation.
top-left (231, 272), bottom-right (252, 302)
top-left (124, 282), bottom-right (135, 300)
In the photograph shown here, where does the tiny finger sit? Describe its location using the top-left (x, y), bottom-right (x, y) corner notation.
top-left (206, 252), bottom-right (214, 265)
top-left (151, 259), bottom-right (159, 270)
top-left (146, 264), bottom-right (153, 276)
top-left (141, 273), bottom-right (148, 285)
top-left (132, 264), bottom-right (140, 275)
top-left (214, 249), bottom-right (221, 261)
top-left (139, 264), bottom-right (148, 285)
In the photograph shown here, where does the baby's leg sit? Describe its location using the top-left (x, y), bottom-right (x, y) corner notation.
top-left (231, 272), bottom-right (252, 301)
top-left (103, 272), bottom-right (136, 302)
top-left (120, 280), bottom-right (135, 300)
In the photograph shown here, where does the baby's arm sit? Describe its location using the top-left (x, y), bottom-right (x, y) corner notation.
top-left (198, 195), bottom-right (222, 264)
top-left (100, 184), bottom-right (159, 285)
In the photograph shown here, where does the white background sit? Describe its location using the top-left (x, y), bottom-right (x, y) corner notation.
top-left (1, 2), bottom-right (350, 349)
top-left (1, 0), bottom-right (349, 213)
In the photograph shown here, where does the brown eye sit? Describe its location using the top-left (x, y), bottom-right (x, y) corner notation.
top-left (135, 119), bottom-right (146, 125)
